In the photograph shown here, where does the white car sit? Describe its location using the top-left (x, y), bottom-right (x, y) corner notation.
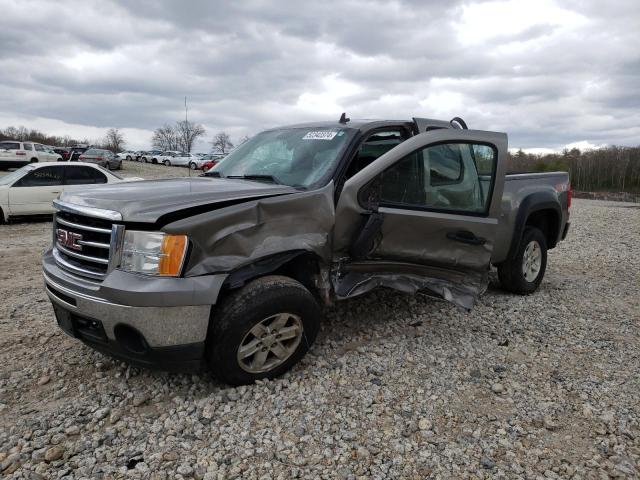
top-left (156, 151), bottom-right (198, 167)
top-left (117, 151), bottom-right (138, 161)
top-left (0, 162), bottom-right (142, 222)
top-left (0, 140), bottom-right (63, 168)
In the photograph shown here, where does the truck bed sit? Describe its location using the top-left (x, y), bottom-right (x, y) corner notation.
top-left (491, 171), bottom-right (570, 264)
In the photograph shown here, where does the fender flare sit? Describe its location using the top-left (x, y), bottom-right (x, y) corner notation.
top-left (506, 192), bottom-right (561, 261)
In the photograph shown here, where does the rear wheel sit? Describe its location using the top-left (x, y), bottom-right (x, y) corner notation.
top-left (163, 159), bottom-right (171, 166)
top-left (189, 162), bottom-right (197, 170)
top-left (126, 155), bottom-right (132, 161)
top-left (498, 227), bottom-right (547, 294)
top-left (206, 275), bottom-right (321, 385)
top-left (30, 158), bottom-right (38, 163)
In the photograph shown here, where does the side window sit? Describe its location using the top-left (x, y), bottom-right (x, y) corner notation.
top-left (378, 143), bottom-right (496, 214)
top-left (65, 167), bottom-right (96, 185)
top-left (346, 130), bottom-right (405, 178)
top-left (94, 169), bottom-right (107, 184)
top-left (23, 143), bottom-right (33, 151)
top-left (34, 144), bottom-right (45, 152)
top-left (15, 167), bottom-right (63, 187)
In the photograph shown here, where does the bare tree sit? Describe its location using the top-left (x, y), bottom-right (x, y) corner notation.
top-left (152, 124), bottom-right (180, 151)
top-left (238, 134), bottom-right (250, 145)
top-left (104, 128), bottom-right (125, 153)
top-left (212, 131), bottom-right (234, 154)
top-left (175, 120), bottom-right (205, 153)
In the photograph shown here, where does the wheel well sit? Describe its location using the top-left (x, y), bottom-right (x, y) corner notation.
top-left (525, 209), bottom-right (559, 249)
top-left (221, 252), bottom-right (329, 304)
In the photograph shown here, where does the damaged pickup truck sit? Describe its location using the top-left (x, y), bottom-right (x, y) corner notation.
top-left (43, 116), bottom-right (571, 385)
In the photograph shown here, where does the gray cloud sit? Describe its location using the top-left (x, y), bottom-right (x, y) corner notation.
top-left (0, 0), bottom-right (638, 150)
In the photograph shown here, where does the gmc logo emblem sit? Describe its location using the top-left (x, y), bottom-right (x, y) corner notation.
top-left (56, 229), bottom-right (83, 251)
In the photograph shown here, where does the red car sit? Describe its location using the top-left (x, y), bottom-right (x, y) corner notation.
top-left (200, 154), bottom-right (226, 172)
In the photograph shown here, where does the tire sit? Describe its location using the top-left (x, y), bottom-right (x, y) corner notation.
top-left (498, 226), bottom-right (547, 295)
top-left (126, 156), bottom-right (132, 161)
top-left (189, 162), bottom-right (197, 170)
top-left (30, 158), bottom-right (38, 163)
top-left (206, 275), bottom-right (321, 385)
top-left (163, 159), bottom-right (171, 166)
top-left (142, 157), bottom-right (148, 163)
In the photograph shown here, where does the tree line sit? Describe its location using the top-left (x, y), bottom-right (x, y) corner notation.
top-left (0, 125), bottom-right (126, 153)
top-left (151, 121), bottom-right (238, 154)
top-left (508, 146), bottom-right (640, 193)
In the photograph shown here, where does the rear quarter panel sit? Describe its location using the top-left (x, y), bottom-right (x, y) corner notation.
top-left (493, 172), bottom-right (569, 264)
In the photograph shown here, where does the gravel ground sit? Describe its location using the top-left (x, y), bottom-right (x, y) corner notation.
top-left (0, 194), bottom-right (639, 479)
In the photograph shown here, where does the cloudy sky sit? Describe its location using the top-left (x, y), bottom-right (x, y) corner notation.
top-left (0, 0), bottom-right (638, 152)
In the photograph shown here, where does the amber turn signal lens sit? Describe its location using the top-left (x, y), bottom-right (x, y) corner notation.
top-left (158, 235), bottom-right (188, 276)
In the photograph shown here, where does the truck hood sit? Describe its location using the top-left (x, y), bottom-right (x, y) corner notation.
top-left (59, 177), bottom-right (299, 224)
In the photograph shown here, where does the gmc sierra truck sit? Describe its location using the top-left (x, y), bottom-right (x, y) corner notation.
top-left (42, 116), bottom-right (571, 385)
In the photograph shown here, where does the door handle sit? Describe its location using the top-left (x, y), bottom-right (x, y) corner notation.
top-left (446, 230), bottom-right (486, 246)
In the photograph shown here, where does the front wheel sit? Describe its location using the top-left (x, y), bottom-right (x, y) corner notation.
top-left (206, 275), bottom-right (321, 385)
top-left (163, 159), bottom-right (171, 166)
top-left (189, 162), bottom-right (198, 170)
top-left (498, 227), bottom-right (547, 294)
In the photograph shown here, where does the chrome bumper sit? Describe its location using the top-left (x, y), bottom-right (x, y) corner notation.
top-left (45, 273), bottom-right (211, 347)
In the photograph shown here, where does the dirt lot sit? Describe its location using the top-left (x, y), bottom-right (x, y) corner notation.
top-left (0, 164), bottom-right (638, 479)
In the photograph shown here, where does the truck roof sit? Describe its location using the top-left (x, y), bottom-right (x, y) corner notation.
top-left (268, 119), bottom-right (413, 132)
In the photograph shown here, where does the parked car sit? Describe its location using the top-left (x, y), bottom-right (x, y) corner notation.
top-left (140, 150), bottom-right (164, 163)
top-left (43, 115), bottom-right (571, 385)
top-left (0, 141), bottom-right (63, 169)
top-left (195, 153), bottom-right (225, 171)
top-left (78, 149), bottom-right (122, 170)
top-left (154, 151), bottom-right (194, 167)
top-left (53, 147), bottom-right (71, 161)
top-left (0, 162), bottom-right (142, 222)
top-left (68, 146), bottom-right (89, 162)
top-left (117, 151), bottom-right (137, 161)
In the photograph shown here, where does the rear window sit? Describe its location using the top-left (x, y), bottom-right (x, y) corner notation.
top-left (84, 149), bottom-right (101, 155)
top-left (0, 142), bottom-right (21, 150)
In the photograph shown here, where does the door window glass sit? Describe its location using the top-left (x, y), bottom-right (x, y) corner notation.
top-left (65, 166), bottom-right (95, 185)
top-left (15, 166), bottom-right (63, 187)
top-left (23, 143), bottom-right (33, 151)
top-left (377, 143), bottom-right (496, 214)
top-left (34, 144), bottom-right (45, 152)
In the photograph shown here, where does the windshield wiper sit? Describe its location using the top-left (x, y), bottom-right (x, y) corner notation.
top-left (226, 174), bottom-right (282, 184)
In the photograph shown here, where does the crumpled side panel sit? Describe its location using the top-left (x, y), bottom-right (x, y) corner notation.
top-left (163, 183), bottom-right (336, 276)
top-left (333, 270), bottom-right (485, 310)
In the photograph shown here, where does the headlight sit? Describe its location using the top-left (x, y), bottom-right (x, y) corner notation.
top-left (120, 231), bottom-right (188, 276)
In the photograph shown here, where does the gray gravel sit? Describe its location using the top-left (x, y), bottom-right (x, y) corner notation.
top-left (0, 196), bottom-right (639, 479)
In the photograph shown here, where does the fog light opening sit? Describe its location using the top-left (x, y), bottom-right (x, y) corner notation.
top-left (114, 325), bottom-right (148, 354)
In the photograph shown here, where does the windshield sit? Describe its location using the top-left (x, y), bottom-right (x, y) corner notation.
top-left (208, 127), bottom-right (354, 188)
top-left (0, 166), bottom-right (32, 185)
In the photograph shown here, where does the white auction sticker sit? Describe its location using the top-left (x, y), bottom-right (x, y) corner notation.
top-left (302, 130), bottom-right (338, 140)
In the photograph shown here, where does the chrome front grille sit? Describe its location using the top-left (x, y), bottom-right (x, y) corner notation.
top-left (52, 201), bottom-right (124, 281)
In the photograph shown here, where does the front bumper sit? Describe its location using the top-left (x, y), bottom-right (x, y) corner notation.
top-left (43, 248), bottom-right (227, 371)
